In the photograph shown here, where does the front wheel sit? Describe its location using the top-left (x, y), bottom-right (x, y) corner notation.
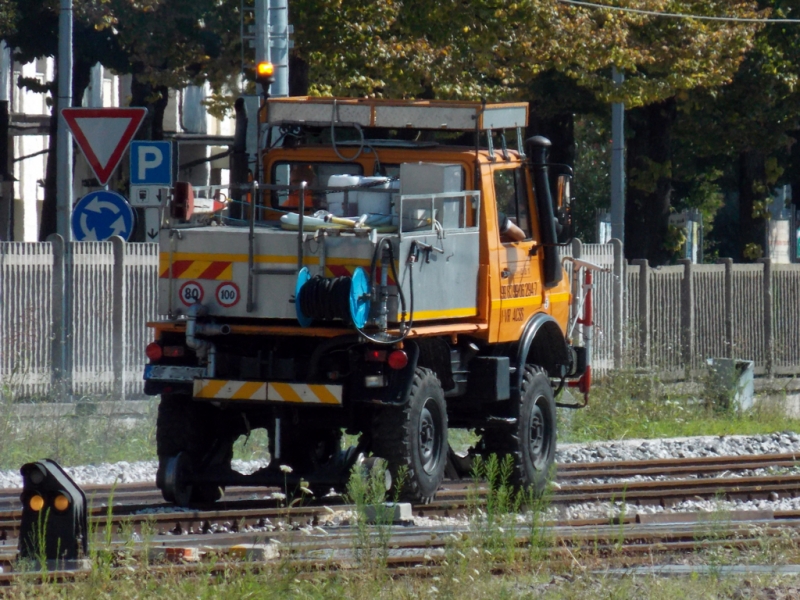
top-left (481, 365), bottom-right (556, 495)
top-left (372, 367), bottom-right (448, 503)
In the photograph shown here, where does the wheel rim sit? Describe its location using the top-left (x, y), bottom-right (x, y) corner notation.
top-left (529, 399), bottom-right (549, 469)
top-left (418, 398), bottom-right (442, 475)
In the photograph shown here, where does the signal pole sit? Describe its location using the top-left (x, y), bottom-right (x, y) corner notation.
top-left (610, 67), bottom-right (625, 245)
top-left (57, 0), bottom-right (73, 241)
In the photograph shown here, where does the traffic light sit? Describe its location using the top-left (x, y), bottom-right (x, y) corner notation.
top-left (18, 460), bottom-right (87, 561)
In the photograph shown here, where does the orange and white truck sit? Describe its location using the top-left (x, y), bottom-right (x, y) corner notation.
top-left (143, 75), bottom-right (598, 506)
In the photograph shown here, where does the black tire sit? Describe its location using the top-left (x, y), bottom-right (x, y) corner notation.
top-left (156, 393), bottom-right (236, 505)
top-left (481, 365), bottom-right (556, 495)
top-left (372, 367), bottom-right (448, 503)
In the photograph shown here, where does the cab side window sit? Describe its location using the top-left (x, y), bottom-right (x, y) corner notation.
top-left (493, 167), bottom-right (531, 241)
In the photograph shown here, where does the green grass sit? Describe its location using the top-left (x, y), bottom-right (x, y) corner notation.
top-left (560, 370), bottom-right (800, 443)
top-left (2, 370), bottom-right (799, 470)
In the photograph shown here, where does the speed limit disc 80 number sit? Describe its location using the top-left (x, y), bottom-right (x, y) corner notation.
top-left (216, 282), bottom-right (240, 307)
top-left (179, 281), bottom-right (204, 306)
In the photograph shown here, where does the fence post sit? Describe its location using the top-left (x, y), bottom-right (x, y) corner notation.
top-left (632, 258), bottom-right (649, 368)
top-left (716, 258), bottom-right (733, 359)
top-left (759, 257), bottom-right (774, 376)
top-left (571, 238), bottom-right (582, 260)
top-left (46, 234), bottom-right (68, 399)
top-left (679, 259), bottom-right (694, 371)
top-left (111, 236), bottom-right (126, 400)
top-left (611, 239), bottom-right (624, 369)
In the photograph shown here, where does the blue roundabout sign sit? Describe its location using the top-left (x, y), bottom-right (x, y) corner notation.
top-left (71, 190), bottom-right (135, 241)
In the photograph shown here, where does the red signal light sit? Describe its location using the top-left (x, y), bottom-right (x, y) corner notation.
top-left (145, 342), bottom-right (163, 362)
top-left (387, 350), bottom-right (408, 370)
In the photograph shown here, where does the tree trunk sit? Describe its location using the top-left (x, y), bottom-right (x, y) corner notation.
top-left (528, 111), bottom-right (575, 168)
top-left (624, 98), bottom-right (676, 265)
top-left (289, 54), bottom-right (308, 96)
top-left (130, 76), bottom-right (168, 141)
top-left (38, 106), bottom-right (58, 241)
top-left (737, 150), bottom-right (767, 261)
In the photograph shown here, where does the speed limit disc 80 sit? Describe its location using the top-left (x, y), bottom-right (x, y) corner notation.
top-left (179, 281), bottom-right (204, 306)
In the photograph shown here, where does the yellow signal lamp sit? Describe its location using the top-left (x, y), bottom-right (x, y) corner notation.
top-left (256, 61), bottom-right (276, 93)
top-left (54, 494), bottom-right (71, 512)
top-left (257, 61), bottom-right (274, 78)
top-left (29, 494), bottom-right (45, 512)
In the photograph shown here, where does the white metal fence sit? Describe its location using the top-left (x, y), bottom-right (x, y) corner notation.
top-left (1, 236), bottom-right (158, 400)
top-left (2, 238), bottom-right (799, 400)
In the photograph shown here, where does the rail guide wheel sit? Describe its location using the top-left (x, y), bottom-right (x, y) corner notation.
top-left (162, 452), bottom-right (193, 507)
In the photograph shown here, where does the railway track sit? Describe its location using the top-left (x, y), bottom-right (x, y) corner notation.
top-left (0, 452), bottom-right (797, 539)
top-left (0, 451), bottom-right (798, 584)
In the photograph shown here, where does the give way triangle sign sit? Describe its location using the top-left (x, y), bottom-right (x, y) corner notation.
top-left (61, 108), bottom-right (147, 186)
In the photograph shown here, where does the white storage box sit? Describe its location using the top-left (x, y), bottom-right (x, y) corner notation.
top-left (326, 174), bottom-right (361, 216)
top-left (357, 177), bottom-right (397, 215)
top-left (399, 163), bottom-right (462, 195)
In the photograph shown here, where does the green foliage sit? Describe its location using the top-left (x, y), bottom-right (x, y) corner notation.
top-left (573, 115), bottom-right (611, 242)
top-left (0, 399), bottom-right (157, 470)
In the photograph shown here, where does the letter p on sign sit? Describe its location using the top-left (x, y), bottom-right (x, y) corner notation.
top-left (130, 141), bottom-right (172, 186)
top-left (138, 146), bottom-right (162, 180)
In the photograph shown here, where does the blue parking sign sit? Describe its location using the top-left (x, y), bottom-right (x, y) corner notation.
top-left (130, 141), bottom-right (172, 185)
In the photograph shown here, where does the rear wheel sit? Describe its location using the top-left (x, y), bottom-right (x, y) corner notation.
top-left (372, 368), bottom-right (448, 503)
top-left (156, 393), bottom-right (237, 506)
top-left (480, 365), bottom-right (556, 495)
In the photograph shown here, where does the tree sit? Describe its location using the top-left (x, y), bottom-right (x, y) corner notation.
top-left (1, 0), bottom-right (244, 239)
top-left (668, 1), bottom-right (800, 261)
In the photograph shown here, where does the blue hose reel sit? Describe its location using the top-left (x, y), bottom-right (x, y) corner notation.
top-left (295, 266), bottom-right (371, 329)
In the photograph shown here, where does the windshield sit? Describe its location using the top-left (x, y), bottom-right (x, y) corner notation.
top-left (271, 162), bottom-right (363, 212)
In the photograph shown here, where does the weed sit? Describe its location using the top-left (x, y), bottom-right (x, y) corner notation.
top-left (345, 458), bottom-right (404, 571)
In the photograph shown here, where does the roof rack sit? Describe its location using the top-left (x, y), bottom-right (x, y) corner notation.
top-left (266, 97), bottom-right (528, 132)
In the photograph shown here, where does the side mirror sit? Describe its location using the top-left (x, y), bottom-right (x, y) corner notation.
top-left (555, 173), bottom-right (573, 244)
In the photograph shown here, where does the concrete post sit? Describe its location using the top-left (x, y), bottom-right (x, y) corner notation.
top-left (717, 258), bottom-right (734, 359)
top-left (632, 258), bottom-right (649, 367)
top-left (47, 234), bottom-right (68, 398)
top-left (611, 238), bottom-right (624, 369)
top-left (759, 257), bottom-right (774, 376)
top-left (571, 238), bottom-right (582, 260)
top-left (111, 236), bottom-right (126, 400)
top-left (679, 259), bottom-right (694, 370)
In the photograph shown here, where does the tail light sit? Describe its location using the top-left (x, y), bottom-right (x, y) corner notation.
top-left (145, 342), bottom-right (163, 362)
top-left (387, 350), bottom-right (408, 370)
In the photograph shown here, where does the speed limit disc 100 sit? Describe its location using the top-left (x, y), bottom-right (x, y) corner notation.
top-left (216, 281), bottom-right (241, 308)
top-left (179, 281), bottom-right (204, 306)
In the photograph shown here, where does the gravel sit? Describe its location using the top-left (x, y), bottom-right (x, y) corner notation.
top-left (3, 432), bottom-right (800, 521)
top-left (0, 459), bottom-right (269, 490)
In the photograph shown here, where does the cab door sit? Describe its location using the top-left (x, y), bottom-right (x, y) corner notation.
top-left (491, 165), bottom-right (543, 343)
